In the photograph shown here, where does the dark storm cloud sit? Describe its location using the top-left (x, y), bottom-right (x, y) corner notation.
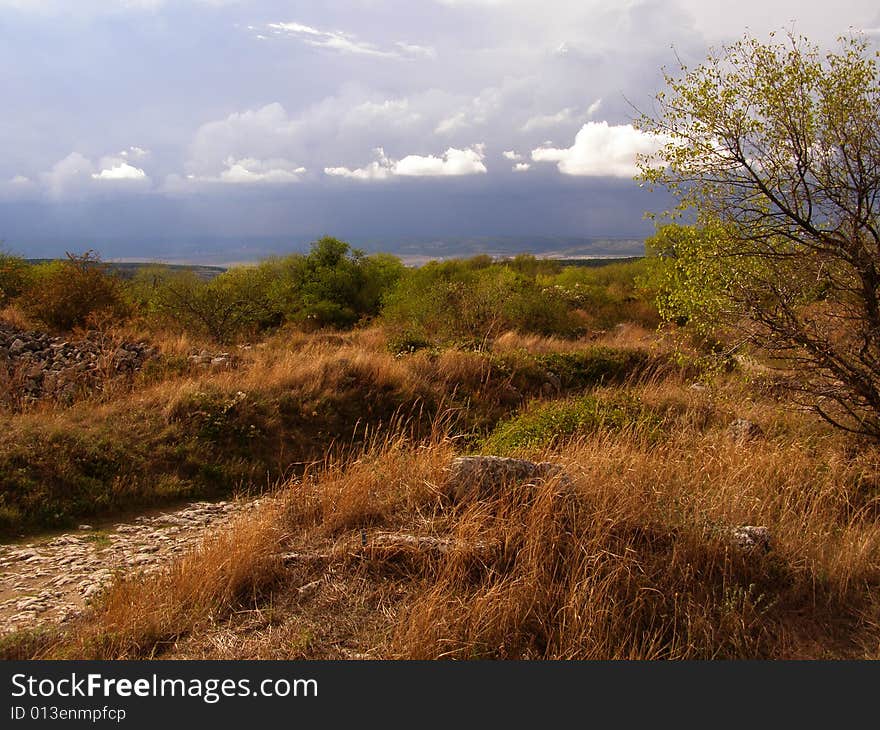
top-left (1, 0), bottom-right (878, 258)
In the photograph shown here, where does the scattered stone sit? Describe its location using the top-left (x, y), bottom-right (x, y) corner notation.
top-left (443, 455), bottom-right (570, 502)
top-left (297, 580), bottom-right (323, 597)
top-left (731, 525), bottom-right (772, 552)
top-left (727, 418), bottom-right (764, 441)
top-left (188, 350), bottom-right (238, 369)
top-left (0, 497), bottom-right (267, 636)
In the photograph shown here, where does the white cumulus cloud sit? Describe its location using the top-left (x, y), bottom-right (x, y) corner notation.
top-left (396, 145), bottom-right (487, 176)
top-left (39, 150), bottom-right (153, 197)
top-left (217, 157), bottom-right (306, 184)
top-left (531, 121), bottom-right (665, 177)
top-left (177, 157), bottom-right (307, 186)
top-left (325, 144), bottom-right (487, 180)
top-left (513, 162), bottom-right (530, 172)
top-left (92, 161), bottom-right (147, 180)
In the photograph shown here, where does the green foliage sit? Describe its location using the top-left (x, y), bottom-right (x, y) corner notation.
top-left (546, 259), bottom-right (658, 329)
top-left (23, 251), bottom-right (128, 331)
top-left (532, 348), bottom-right (651, 388)
top-left (640, 223), bottom-right (734, 330)
top-left (637, 31), bottom-right (880, 437)
top-left (0, 249), bottom-right (31, 305)
top-left (484, 392), bottom-right (661, 452)
top-left (506, 253), bottom-right (563, 277)
top-left (270, 238), bottom-right (405, 329)
top-left (169, 388), bottom-right (264, 449)
top-left (134, 266), bottom-right (277, 343)
top-left (134, 238), bottom-right (404, 341)
top-left (382, 256), bottom-right (582, 349)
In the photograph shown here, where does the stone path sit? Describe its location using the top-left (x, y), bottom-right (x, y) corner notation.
top-left (0, 499), bottom-right (263, 635)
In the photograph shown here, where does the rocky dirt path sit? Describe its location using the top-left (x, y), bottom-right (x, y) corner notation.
top-left (0, 499), bottom-right (263, 635)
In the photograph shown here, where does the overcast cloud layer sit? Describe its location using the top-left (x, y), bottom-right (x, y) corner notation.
top-left (1, 0), bottom-right (879, 259)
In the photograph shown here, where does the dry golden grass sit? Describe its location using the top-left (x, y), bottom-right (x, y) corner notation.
top-left (492, 331), bottom-right (588, 353)
top-left (32, 391), bottom-right (880, 660)
top-left (0, 303), bottom-right (33, 330)
top-left (384, 430), bottom-right (879, 659)
top-left (5, 323), bottom-right (880, 660)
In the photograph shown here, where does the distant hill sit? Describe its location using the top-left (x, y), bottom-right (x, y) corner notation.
top-left (26, 260), bottom-right (226, 281)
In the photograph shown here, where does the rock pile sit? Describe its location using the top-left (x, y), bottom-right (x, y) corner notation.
top-left (187, 349), bottom-right (237, 370)
top-left (0, 323), bottom-right (157, 402)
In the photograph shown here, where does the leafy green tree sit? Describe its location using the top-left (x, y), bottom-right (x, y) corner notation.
top-left (641, 223), bottom-right (734, 329)
top-left (637, 32), bottom-right (880, 436)
top-left (271, 238), bottom-right (404, 329)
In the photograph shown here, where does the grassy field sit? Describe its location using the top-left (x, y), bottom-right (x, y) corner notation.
top-left (3, 317), bottom-right (880, 660)
top-left (0, 325), bottom-right (671, 536)
top-left (2, 252), bottom-right (879, 660)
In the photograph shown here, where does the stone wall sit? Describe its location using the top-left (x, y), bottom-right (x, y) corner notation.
top-left (0, 323), bottom-right (157, 403)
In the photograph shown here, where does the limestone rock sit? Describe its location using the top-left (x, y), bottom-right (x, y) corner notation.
top-left (731, 525), bottom-right (772, 552)
top-left (443, 455), bottom-right (570, 502)
top-left (728, 418), bottom-right (764, 441)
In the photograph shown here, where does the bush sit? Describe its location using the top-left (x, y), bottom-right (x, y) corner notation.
top-left (483, 392), bottom-right (661, 452)
top-left (269, 238), bottom-right (405, 330)
top-left (381, 258), bottom-right (582, 347)
top-left (23, 251), bottom-right (128, 331)
top-left (547, 259), bottom-right (658, 330)
top-left (0, 250), bottom-right (31, 305)
top-left (137, 265), bottom-right (280, 343)
top-left (533, 348), bottom-right (651, 388)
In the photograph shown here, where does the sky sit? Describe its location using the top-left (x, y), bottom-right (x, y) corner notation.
top-left (1, 0), bottom-right (879, 261)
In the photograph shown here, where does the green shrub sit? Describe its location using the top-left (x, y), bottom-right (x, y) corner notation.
top-left (483, 392), bottom-right (662, 452)
top-left (135, 239), bottom-right (405, 340)
top-left (268, 238), bottom-right (405, 330)
top-left (0, 250), bottom-right (31, 305)
top-left (381, 258), bottom-right (582, 347)
top-left (134, 265), bottom-right (279, 343)
top-left (168, 388), bottom-right (265, 450)
top-left (533, 348), bottom-right (651, 388)
top-left (23, 251), bottom-right (128, 331)
top-left (547, 259), bottom-right (658, 329)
